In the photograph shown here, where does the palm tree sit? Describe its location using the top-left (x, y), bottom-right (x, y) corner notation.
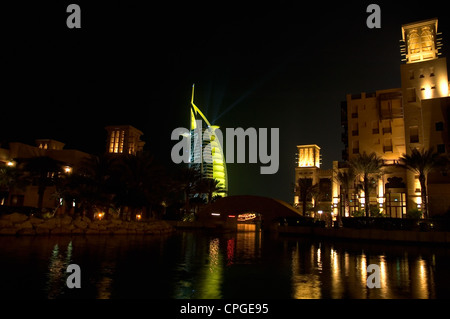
top-left (349, 152), bottom-right (383, 217)
top-left (399, 147), bottom-right (439, 219)
top-left (114, 152), bottom-right (158, 219)
top-left (175, 167), bottom-right (202, 215)
top-left (0, 164), bottom-right (28, 205)
top-left (196, 178), bottom-right (225, 203)
top-left (69, 154), bottom-right (118, 218)
top-left (297, 178), bottom-right (319, 216)
top-left (333, 167), bottom-right (356, 218)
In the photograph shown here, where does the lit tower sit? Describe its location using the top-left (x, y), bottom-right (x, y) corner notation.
top-left (190, 84), bottom-right (228, 197)
top-left (294, 144), bottom-right (322, 208)
top-left (400, 18), bottom-right (450, 214)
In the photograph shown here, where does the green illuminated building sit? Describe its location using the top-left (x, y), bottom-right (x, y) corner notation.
top-left (190, 84), bottom-right (228, 197)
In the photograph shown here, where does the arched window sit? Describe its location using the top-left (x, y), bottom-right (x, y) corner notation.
top-left (408, 29), bottom-right (420, 54)
top-left (420, 27), bottom-right (434, 52)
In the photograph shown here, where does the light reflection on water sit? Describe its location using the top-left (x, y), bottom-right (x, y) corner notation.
top-left (0, 227), bottom-right (449, 299)
top-left (46, 241), bottom-right (72, 299)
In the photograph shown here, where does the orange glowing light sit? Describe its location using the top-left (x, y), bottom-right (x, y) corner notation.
top-left (237, 213), bottom-right (256, 222)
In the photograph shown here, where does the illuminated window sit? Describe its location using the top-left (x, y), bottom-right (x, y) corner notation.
top-left (408, 30), bottom-right (420, 55)
top-left (114, 130), bottom-right (119, 153)
top-left (109, 130), bottom-right (125, 153)
top-left (119, 130), bottom-right (124, 153)
top-left (109, 131), bottom-right (115, 153)
top-left (420, 27), bottom-right (433, 52)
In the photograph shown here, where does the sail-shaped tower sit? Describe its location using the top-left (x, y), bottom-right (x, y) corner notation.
top-left (190, 84), bottom-right (228, 197)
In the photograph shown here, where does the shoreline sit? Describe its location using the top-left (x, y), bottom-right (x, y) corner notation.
top-left (0, 212), bottom-right (174, 236)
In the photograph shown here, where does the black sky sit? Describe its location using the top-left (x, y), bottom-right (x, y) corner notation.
top-left (3, 0), bottom-right (450, 203)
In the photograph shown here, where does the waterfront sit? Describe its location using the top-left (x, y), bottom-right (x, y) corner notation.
top-left (0, 225), bottom-right (449, 299)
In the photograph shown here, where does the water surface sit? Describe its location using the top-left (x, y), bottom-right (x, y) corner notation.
top-left (0, 225), bottom-right (449, 299)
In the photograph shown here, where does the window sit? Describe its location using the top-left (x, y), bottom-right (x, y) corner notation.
top-left (351, 105), bottom-right (358, 118)
top-left (382, 120), bottom-right (392, 134)
top-left (410, 126), bottom-right (419, 143)
top-left (429, 66), bottom-right (435, 77)
top-left (352, 122), bottom-right (358, 136)
top-left (372, 121), bottom-right (379, 134)
top-left (383, 138), bottom-right (393, 153)
top-left (406, 88), bottom-right (416, 103)
top-left (352, 140), bottom-right (359, 154)
top-left (408, 30), bottom-right (420, 54)
top-left (109, 130), bottom-right (125, 153)
top-left (109, 131), bottom-right (115, 153)
top-left (421, 27), bottom-right (434, 52)
top-left (437, 144), bottom-right (445, 154)
top-left (435, 122), bottom-right (444, 131)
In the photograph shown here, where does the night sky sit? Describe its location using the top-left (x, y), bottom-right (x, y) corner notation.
top-left (3, 1), bottom-right (449, 203)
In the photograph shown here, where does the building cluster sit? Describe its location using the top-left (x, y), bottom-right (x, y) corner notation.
top-left (0, 125), bottom-right (145, 210)
top-left (2, 18), bottom-right (449, 220)
top-left (294, 19), bottom-right (450, 218)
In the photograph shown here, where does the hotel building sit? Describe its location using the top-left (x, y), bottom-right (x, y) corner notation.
top-left (0, 139), bottom-right (90, 208)
top-left (105, 125), bottom-right (145, 155)
top-left (296, 18), bottom-right (450, 218)
top-left (189, 84), bottom-right (228, 197)
top-left (0, 125), bottom-right (145, 210)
